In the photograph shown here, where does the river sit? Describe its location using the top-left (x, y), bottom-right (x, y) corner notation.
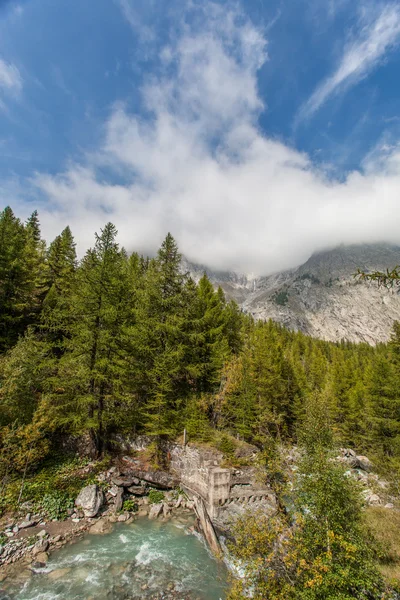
top-left (7, 516), bottom-right (229, 600)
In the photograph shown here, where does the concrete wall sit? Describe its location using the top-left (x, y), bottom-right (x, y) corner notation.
top-left (169, 444), bottom-right (276, 521)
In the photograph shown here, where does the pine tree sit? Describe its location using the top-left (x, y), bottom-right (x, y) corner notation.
top-left (0, 207), bottom-right (47, 351)
top-left (42, 226), bottom-right (77, 347)
top-left (130, 234), bottom-right (189, 447)
top-left (43, 223), bottom-right (132, 454)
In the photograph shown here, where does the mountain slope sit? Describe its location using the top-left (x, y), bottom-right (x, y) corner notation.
top-left (186, 244), bottom-right (400, 345)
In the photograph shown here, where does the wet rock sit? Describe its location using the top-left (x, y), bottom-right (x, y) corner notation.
top-left (33, 540), bottom-right (49, 555)
top-left (89, 519), bottom-right (113, 535)
top-left (117, 514), bottom-right (129, 522)
top-left (148, 503), bottom-right (163, 519)
top-left (75, 484), bottom-right (104, 518)
top-left (47, 567), bottom-right (71, 581)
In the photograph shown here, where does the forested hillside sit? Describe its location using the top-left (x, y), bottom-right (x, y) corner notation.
top-left (1, 205), bottom-right (400, 468)
top-left (2, 206), bottom-right (400, 598)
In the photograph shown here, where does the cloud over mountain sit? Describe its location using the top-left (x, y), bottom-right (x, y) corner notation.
top-left (17, 1), bottom-right (400, 275)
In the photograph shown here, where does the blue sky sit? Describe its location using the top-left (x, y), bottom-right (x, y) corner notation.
top-left (1, 0), bottom-right (400, 273)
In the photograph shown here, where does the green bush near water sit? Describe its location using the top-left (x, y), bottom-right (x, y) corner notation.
top-left (148, 489), bottom-right (165, 504)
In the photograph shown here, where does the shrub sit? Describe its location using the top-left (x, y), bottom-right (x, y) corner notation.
top-left (273, 290), bottom-right (289, 306)
top-left (148, 489), bottom-right (164, 504)
top-left (218, 434), bottom-right (236, 457)
top-left (122, 498), bottom-right (137, 512)
top-left (41, 491), bottom-right (74, 520)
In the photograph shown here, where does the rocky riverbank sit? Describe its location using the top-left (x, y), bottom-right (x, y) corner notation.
top-left (1, 441), bottom-right (397, 588)
top-left (0, 459), bottom-right (195, 586)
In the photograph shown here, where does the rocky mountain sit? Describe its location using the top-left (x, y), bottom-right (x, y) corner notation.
top-left (185, 244), bottom-right (400, 345)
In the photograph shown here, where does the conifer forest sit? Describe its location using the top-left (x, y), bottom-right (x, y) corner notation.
top-left (2, 205), bottom-right (400, 599)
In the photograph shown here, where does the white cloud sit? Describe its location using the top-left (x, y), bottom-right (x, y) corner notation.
top-left (116, 0), bottom-right (156, 42)
top-left (24, 1), bottom-right (400, 276)
top-left (0, 58), bottom-right (22, 93)
top-left (297, 3), bottom-right (400, 122)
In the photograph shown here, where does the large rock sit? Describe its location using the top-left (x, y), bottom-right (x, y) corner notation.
top-left (75, 485), bottom-right (104, 518)
top-left (355, 456), bottom-right (373, 472)
top-left (148, 503), bottom-right (163, 519)
top-left (113, 488), bottom-right (124, 513)
top-left (111, 476), bottom-right (140, 487)
top-left (89, 519), bottom-right (113, 535)
top-left (136, 470), bottom-right (179, 489)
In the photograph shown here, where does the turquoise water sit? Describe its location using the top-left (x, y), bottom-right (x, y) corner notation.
top-left (9, 517), bottom-right (229, 600)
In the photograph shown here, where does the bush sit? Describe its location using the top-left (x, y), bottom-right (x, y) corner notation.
top-left (148, 489), bottom-right (164, 504)
top-left (273, 290), bottom-right (289, 306)
top-left (218, 434), bottom-right (236, 457)
top-left (122, 498), bottom-right (137, 512)
top-left (41, 491), bottom-right (74, 520)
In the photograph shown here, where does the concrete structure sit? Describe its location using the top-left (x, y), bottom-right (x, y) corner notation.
top-left (169, 444), bottom-right (276, 527)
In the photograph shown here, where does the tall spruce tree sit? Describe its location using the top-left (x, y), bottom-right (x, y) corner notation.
top-left (42, 223), bottom-right (132, 454)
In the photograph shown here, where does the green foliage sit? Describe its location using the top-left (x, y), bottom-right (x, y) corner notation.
top-left (229, 393), bottom-right (385, 600)
top-left (0, 453), bottom-right (96, 515)
top-left (148, 489), bottom-right (164, 504)
top-left (41, 491), bottom-right (74, 520)
top-left (273, 290), bottom-right (289, 305)
top-left (217, 434), bottom-right (236, 457)
top-left (122, 498), bottom-right (137, 512)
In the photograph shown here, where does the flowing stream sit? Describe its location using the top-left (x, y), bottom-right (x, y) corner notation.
top-left (7, 517), bottom-right (229, 600)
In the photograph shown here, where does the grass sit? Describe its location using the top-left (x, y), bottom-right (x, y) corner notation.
top-left (0, 452), bottom-right (111, 518)
top-left (365, 506), bottom-right (400, 586)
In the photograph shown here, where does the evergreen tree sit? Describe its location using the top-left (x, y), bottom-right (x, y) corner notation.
top-left (0, 207), bottom-right (47, 351)
top-left (131, 234), bottom-right (189, 444)
top-left (43, 223), bottom-right (132, 454)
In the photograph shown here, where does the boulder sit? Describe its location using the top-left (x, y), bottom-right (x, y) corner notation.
top-left (36, 530), bottom-right (47, 539)
top-left (113, 488), bottom-right (124, 513)
top-left (108, 485), bottom-right (119, 497)
top-left (366, 493), bottom-right (382, 506)
top-left (89, 519), bottom-right (113, 535)
top-left (19, 520), bottom-right (37, 529)
top-left (34, 552), bottom-right (49, 565)
top-left (111, 476), bottom-right (139, 487)
top-left (175, 495), bottom-right (183, 509)
top-left (356, 456), bottom-right (373, 472)
top-left (148, 503), bottom-right (163, 519)
top-left (75, 485), bottom-right (104, 518)
top-left (117, 514), bottom-right (129, 522)
top-left (33, 540), bottom-right (49, 555)
top-left (127, 470), bottom-right (178, 489)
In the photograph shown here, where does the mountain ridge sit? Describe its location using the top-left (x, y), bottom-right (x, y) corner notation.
top-left (185, 243), bottom-right (400, 345)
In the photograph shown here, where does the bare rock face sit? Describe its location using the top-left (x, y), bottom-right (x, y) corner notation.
top-left (113, 488), bottom-right (124, 513)
top-left (75, 485), bottom-right (104, 518)
top-left (190, 244), bottom-right (400, 345)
